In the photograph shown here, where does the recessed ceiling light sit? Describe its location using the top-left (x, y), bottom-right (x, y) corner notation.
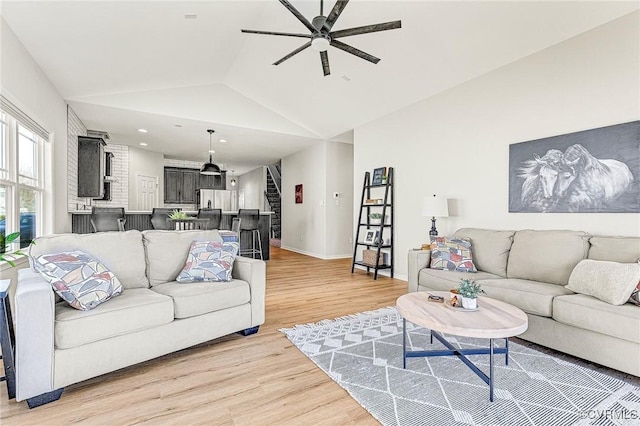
top-left (185, 13), bottom-right (197, 19)
top-left (138, 128), bottom-right (148, 133)
top-left (139, 142), bottom-right (148, 146)
top-left (219, 139), bottom-right (227, 143)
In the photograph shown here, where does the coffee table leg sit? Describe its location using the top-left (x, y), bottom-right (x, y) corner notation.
top-left (430, 330), bottom-right (433, 344)
top-left (489, 338), bottom-right (494, 402)
top-left (402, 318), bottom-right (406, 369)
top-left (505, 338), bottom-right (509, 365)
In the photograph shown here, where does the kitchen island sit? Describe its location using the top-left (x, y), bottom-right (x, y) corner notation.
top-left (70, 210), bottom-right (272, 260)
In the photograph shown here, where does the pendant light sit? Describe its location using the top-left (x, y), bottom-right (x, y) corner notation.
top-left (200, 129), bottom-right (222, 175)
top-left (230, 170), bottom-right (237, 186)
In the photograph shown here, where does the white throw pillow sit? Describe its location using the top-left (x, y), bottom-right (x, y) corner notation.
top-left (566, 259), bottom-right (640, 305)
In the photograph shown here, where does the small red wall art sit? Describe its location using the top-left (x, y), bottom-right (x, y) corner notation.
top-left (295, 184), bottom-right (303, 204)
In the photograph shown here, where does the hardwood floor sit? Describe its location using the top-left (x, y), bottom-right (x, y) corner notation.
top-left (0, 247), bottom-right (408, 425)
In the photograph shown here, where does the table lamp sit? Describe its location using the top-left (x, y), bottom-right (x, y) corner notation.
top-left (422, 194), bottom-right (449, 238)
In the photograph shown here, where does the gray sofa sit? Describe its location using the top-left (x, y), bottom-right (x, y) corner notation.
top-left (14, 229), bottom-right (266, 407)
top-left (408, 228), bottom-right (640, 376)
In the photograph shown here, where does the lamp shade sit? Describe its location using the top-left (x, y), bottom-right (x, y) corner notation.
top-left (200, 160), bottom-right (221, 175)
top-left (422, 195), bottom-right (449, 217)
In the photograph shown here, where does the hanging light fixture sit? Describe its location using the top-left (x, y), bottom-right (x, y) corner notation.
top-left (230, 170), bottom-right (237, 186)
top-left (200, 129), bottom-right (221, 175)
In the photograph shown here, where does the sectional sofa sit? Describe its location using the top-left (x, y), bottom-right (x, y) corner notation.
top-left (408, 228), bottom-right (640, 376)
top-left (13, 229), bottom-right (265, 407)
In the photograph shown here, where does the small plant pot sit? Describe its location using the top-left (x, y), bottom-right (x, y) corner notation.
top-left (461, 296), bottom-right (477, 310)
top-left (370, 218), bottom-right (382, 225)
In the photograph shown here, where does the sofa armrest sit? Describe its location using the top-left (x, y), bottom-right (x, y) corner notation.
top-left (408, 249), bottom-right (431, 293)
top-left (14, 269), bottom-right (55, 402)
top-left (232, 257), bottom-right (266, 327)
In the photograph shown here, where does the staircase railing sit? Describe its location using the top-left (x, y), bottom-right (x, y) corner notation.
top-left (266, 164), bottom-right (281, 197)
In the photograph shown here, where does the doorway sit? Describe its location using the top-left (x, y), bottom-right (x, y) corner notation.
top-left (136, 174), bottom-right (158, 210)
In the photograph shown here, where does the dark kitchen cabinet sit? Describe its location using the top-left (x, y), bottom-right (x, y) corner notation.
top-left (164, 167), bottom-right (199, 204)
top-left (197, 171), bottom-right (227, 190)
top-left (78, 136), bottom-right (106, 198)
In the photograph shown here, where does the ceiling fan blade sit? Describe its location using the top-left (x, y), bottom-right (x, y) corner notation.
top-left (330, 40), bottom-right (380, 64)
top-left (278, 0), bottom-right (318, 33)
top-left (273, 41), bottom-right (312, 65)
top-left (241, 29), bottom-right (312, 38)
top-left (323, 0), bottom-right (349, 31)
top-left (330, 20), bottom-right (402, 39)
top-left (320, 51), bottom-right (330, 76)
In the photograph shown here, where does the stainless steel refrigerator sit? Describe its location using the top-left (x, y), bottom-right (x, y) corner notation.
top-left (199, 189), bottom-right (232, 210)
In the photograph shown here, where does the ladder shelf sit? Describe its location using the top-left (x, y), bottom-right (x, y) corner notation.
top-left (351, 167), bottom-right (394, 280)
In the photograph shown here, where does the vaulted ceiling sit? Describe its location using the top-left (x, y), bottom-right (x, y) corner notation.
top-left (2, 1), bottom-right (637, 173)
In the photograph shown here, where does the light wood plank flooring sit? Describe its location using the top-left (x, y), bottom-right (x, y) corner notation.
top-left (1, 247), bottom-right (408, 425)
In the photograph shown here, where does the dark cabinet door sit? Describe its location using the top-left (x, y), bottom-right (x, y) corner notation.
top-left (77, 136), bottom-right (105, 198)
top-left (181, 169), bottom-right (198, 203)
top-left (198, 173), bottom-right (214, 189)
top-left (164, 168), bottom-right (181, 203)
top-left (213, 171), bottom-right (227, 190)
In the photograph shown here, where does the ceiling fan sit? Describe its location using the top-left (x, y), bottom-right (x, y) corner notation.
top-left (241, 0), bottom-right (401, 76)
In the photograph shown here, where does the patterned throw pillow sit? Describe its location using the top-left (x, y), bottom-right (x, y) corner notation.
top-left (33, 251), bottom-right (123, 310)
top-left (430, 236), bottom-right (477, 272)
top-left (177, 241), bottom-right (240, 283)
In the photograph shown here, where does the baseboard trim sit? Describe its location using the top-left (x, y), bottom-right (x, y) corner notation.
top-left (280, 246), bottom-right (352, 260)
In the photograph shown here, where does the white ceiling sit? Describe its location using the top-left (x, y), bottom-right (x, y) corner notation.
top-left (2, 1), bottom-right (638, 172)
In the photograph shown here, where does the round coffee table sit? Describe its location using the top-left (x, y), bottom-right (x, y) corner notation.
top-left (396, 291), bottom-right (528, 402)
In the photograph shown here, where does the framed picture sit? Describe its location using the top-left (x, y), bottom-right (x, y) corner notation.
top-left (371, 167), bottom-right (386, 186)
top-left (509, 121), bottom-right (639, 213)
top-left (363, 230), bottom-right (379, 245)
top-left (295, 184), bottom-right (303, 204)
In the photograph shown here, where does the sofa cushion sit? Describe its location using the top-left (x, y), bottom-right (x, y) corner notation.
top-left (54, 288), bottom-right (174, 349)
top-left (34, 251), bottom-right (123, 311)
top-left (151, 279), bottom-right (250, 319)
top-left (177, 241), bottom-right (240, 283)
top-left (553, 294), bottom-right (640, 344)
top-left (30, 230), bottom-right (149, 289)
top-left (507, 230), bottom-right (590, 285)
top-left (566, 259), bottom-right (640, 306)
top-left (479, 278), bottom-right (575, 317)
top-left (142, 230), bottom-right (223, 286)
top-left (588, 236), bottom-right (640, 263)
top-left (453, 228), bottom-right (514, 277)
top-left (418, 268), bottom-right (502, 291)
top-left (429, 236), bottom-right (477, 272)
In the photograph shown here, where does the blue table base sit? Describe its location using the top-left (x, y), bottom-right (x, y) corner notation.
top-left (402, 318), bottom-right (509, 402)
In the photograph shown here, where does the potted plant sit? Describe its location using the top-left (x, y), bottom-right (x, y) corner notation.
top-left (456, 278), bottom-right (484, 309)
top-left (0, 232), bottom-right (26, 267)
top-left (168, 210), bottom-right (189, 220)
top-left (368, 213), bottom-right (384, 225)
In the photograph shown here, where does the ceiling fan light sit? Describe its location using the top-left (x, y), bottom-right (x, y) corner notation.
top-left (311, 37), bottom-right (330, 52)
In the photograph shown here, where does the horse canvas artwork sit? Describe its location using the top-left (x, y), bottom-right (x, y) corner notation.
top-left (509, 121), bottom-right (639, 213)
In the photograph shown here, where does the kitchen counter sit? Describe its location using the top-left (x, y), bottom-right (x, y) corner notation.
top-left (70, 210), bottom-right (274, 215)
top-left (71, 210), bottom-right (272, 259)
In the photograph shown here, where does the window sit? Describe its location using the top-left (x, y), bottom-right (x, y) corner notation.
top-left (0, 105), bottom-right (46, 254)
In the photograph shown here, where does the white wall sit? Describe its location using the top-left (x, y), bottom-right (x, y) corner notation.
top-left (238, 166), bottom-right (265, 210)
top-left (354, 12), bottom-right (640, 280)
top-left (0, 18), bottom-right (69, 233)
top-left (128, 147), bottom-right (164, 210)
top-left (282, 141), bottom-right (354, 258)
top-left (282, 143), bottom-right (327, 256)
top-left (325, 142), bottom-right (354, 257)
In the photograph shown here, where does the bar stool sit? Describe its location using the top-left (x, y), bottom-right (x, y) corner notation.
top-left (237, 209), bottom-right (262, 260)
top-left (150, 208), bottom-right (178, 230)
top-left (197, 208), bottom-right (222, 230)
top-left (90, 207), bottom-right (126, 232)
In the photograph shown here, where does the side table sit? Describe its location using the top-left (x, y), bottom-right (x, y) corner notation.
top-left (0, 278), bottom-right (16, 399)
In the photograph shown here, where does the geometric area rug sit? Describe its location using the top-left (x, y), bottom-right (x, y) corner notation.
top-left (280, 307), bottom-right (640, 426)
